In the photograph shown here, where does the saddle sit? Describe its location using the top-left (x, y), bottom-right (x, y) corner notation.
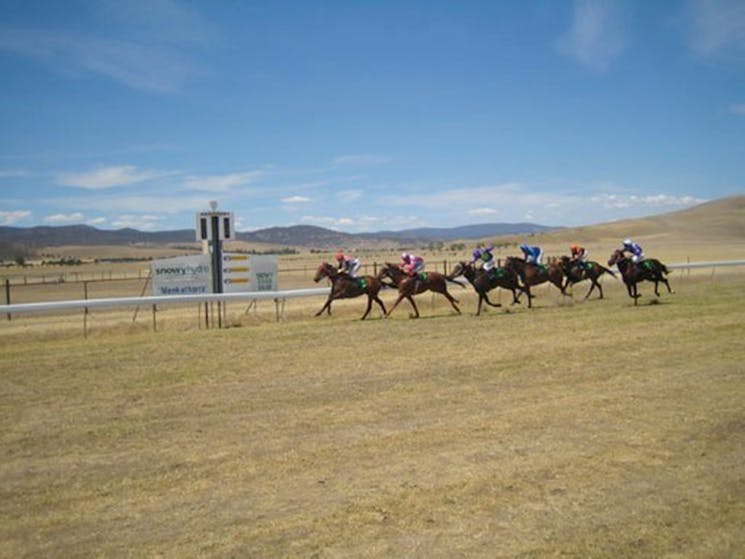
top-left (487, 267), bottom-right (506, 279)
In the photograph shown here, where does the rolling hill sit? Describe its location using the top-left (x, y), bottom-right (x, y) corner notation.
top-left (0, 221), bottom-right (556, 249)
top-left (1, 196), bottom-right (743, 253)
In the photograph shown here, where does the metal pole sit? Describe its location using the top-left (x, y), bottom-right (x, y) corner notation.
top-left (210, 215), bottom-right (223, 296)
top-left (152, 304), bottom-right (157, 332)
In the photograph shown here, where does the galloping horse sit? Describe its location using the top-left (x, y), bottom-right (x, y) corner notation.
top-left (560, 256), bottom-right (617, 300)
top-left (607, 249), bottom-right (673, 305)
top-left (313, 262), bottom-right (387, 319)
top-left (450, 261), bottom-right (527, 315)
top-left (503, 257), bottom-right (567, 308)
top-left (377, 263), bottom-right (463, 318)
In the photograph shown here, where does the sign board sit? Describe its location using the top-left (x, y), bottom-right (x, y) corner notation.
top-left (196, 211), bottom-right (235, 242)
top-left (151, 255), bottom-right (212, 296)
top-left (222, 253), bottom-right (279, 293)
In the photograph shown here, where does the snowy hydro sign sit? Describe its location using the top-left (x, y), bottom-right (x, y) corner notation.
top-left (151, 255), bottom-right (212, 296)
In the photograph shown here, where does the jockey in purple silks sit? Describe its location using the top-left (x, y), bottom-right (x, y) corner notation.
top-left (621, 239), bottom-right (644, 263)
top-left (469, 244), bottom-right (496, 272)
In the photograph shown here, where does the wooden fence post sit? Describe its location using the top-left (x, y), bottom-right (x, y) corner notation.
top-left (5, 278), bottom-right (11, 321)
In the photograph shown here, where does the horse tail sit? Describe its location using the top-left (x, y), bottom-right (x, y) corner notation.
top-left (599, 265), bottom-right (617, 278)
top-left (447, 277), bottom-right (467, 289)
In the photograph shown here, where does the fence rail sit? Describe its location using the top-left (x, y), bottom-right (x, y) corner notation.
top-left (1, 287), bottom-right (331, 315)
top-left (666, 260), bottom-right (745, 270)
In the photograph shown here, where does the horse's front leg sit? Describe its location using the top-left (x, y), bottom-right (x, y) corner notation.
top-left (585, 279), bottom-right (598, 299)
top-left (406, 295), bottom-right (420, 318)
top-left (386, 293), bottom-right (406, 317)
top-left (315, 295), bottom-right (334, 316)
top-left (360, 295), bottom-right (373, 320)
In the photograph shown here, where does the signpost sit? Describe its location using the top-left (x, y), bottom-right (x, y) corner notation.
top-left (196, 201), bottom-right (235, 295)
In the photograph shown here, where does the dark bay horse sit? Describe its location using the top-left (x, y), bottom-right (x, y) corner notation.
top-left (503, 257), bottom-right (567, 308)
top-left (377, 263), bottom-right (463, 318)
top-left (450, 261), bottom-right (527, 315)
top-left (607, 249), bottom-right (673, 305)
top-left (313, 262), bottom-right (387, 319)
top-left (560, 256), bottom-right (617, 300)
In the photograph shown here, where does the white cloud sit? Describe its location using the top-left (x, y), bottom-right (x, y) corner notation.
top-left (281, 195), bottom-right (311, 203)
top-left (383, 182), bottom-right (530, 210)
top-left (684, 0), bottom-right (745, 56)
top-left (56, 165), bottom-right (171, 189)
top-left (44, 212), bottom-right (85, 224)
top-left (299, 214), bottom-right (427, 232)
top-left (468, 207), bottom-right (499, 216)
top-left (46, 194), bottom-right (212, 214)
top-left (182, 171), bottom-right (264, 192)
top-left (382, 182), bottom-right (708, 227)
top-left (591, 193), bottom-right (706, 209)
top-left (87, 217), bottom-right (107, 225)
top-left (337, 189), bottom-right (363, 202)
top-left (0, 210), bottom-right (31, 225)
top-left (332, 154), bottom-right (392, 167)
top-left (556, 0), bottom-right (627, 70)
top-left (111, 214), bottom-right (162, 230)
top-left (0, 169), bottom-right (29, 178)
top-left (0, 27), bottom-right (206, 93)
top-left (91, 0), bottom-right (217, 47)
top-left (730, 103), bottom-right (745, 115)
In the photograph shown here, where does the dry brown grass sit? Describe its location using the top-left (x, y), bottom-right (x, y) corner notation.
top-left (1, 269), bottom-right (744, 557)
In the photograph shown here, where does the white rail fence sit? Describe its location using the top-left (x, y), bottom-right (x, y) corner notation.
top-left (1, 259), bottom-right (743, 333)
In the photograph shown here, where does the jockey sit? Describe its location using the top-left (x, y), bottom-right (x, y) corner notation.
top-left (621, 239), bottom-right (644, 263)
top-left (469, 244), bottom-right (496, 272)
top-left (519, 244), bottom-right (543, 266)
top-left (569, 244), bottom-right (589, 267)
top-left (335, 251), bottom-right (361, 278)
top-left (400, 252), bottom-right (425, 277)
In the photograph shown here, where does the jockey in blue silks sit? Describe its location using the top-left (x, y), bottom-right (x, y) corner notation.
top-left (519, 243), bottom-right (543, 266)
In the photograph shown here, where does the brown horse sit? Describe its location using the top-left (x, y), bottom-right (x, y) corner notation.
top-left (377, 263), bottom-right (463, 318)
top-left (607, 250), bottom-right (673, 305)
top-left (503, 256), bottom-right (568, 308)
top-left (313, 262), bottom-right (387, 319)
top-left (560, 256), bottom-right (617, 300)
top-left (450, 261), bottom-right (527, 315)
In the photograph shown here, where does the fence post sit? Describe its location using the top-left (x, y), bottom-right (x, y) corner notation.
top-left (83, 281), bottom-right (90, 338)
top-left (5, 278), bottom-right (10, 321)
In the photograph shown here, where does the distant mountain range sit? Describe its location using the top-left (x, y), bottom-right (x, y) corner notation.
top-left (0, 221), bottom-right (556, 249)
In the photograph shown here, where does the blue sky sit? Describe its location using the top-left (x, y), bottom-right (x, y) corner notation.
top-left (1, 0), bottom-right (743, 232)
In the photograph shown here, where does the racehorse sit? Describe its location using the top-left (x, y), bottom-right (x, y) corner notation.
top-left (607, 249), bottom-right (673, 305)
top-left (377, 263), bottom-right (463, 318)
top-left (559, 256), bottom-right (617, 300)
top-left (313, 262), bottom-right (387, 319)
top-left (450, 261), bottom-right (527, 315)
top-left (503, 256), bottom-right (567, 308)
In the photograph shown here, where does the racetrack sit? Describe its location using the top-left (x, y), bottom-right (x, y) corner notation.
top-left (1, 272), bottom-right (744, 557)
